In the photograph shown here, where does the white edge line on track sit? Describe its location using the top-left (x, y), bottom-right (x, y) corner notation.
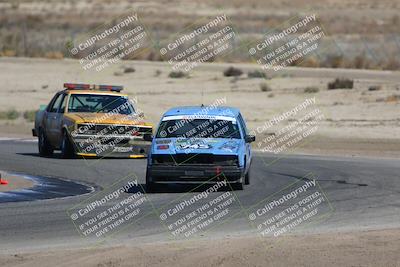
top-left (0, 137), bottom-right (37, 142)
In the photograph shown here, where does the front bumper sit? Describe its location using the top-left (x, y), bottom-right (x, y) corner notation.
top-left (72, 135), bottom-right (150, 158)
top-left (147, 164), bottom-right (243, 184)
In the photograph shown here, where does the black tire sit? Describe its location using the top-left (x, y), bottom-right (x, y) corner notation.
top-left (60, 130), bottom-right (75, 159)
top-left (245, 168), bottom-right (250, 185)
top-left (38, 129), bottom-right (53, 157)
top-left (231, 182), bottom-right (243, 191)
top-left (145, 169), bottom-right (157, 192)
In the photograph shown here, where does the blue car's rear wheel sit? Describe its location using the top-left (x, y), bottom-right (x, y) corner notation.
top-left (146, 169), bottom-right (157, 192)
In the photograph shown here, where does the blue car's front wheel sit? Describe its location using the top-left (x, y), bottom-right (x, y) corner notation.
top-left (231, 181), bottom-right (243, 190)
top-left (245, 168), bottom-right (250, 185)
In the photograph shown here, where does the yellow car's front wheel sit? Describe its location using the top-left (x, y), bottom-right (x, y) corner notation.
top-left (60, 131), bottom-right (75, 159)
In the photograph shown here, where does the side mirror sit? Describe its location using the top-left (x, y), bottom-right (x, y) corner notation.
top-left (245, 134), bottom-right (256, 143)
top-left (143, 134), bottom-right (153, 142)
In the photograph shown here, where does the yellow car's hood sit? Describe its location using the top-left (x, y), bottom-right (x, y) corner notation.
top-left (65, 112), bottom-right (152, 126)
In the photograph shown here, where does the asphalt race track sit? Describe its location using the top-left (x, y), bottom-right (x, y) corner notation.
top-left (0, 139), bottom-right (399, 252)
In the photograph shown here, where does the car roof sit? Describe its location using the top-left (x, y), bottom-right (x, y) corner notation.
top-left (62, 90), bottom-right (127, 96)
top-left (163, 106), bottom-right (240, 118)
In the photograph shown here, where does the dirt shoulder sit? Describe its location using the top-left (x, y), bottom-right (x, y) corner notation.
top-left (290, 135), bottom-right (400, 159)
top-left (1, 228), bottom-right (399, 267)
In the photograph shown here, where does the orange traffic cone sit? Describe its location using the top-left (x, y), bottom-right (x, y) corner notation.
top-left (0, 173), bottom-right (9, 185)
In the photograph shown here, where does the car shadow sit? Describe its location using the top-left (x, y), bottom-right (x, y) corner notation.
top-left (16, 152), bottom-right (146, 160)
top-left (126, 183), bottom-right (234, 194)
top-left (17, 153), bottom-right (43, 158)
top-left (17, 152), bottom-right (81, 159)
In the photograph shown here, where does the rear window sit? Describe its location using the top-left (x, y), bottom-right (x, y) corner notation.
top-left (67, 94), bottom-right (134, 114)
top-left (156, 118), bottom-right (241, 139)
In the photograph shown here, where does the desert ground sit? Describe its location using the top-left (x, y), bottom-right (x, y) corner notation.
top-left (1, 0), bottom-right (400, 69)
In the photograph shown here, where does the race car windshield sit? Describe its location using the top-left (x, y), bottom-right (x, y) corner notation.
top-left (68, 94), bottom-right (135, 114)
top-left (156, 119), bottom-right (241, 139)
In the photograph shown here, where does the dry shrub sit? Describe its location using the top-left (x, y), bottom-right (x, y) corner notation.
top-left (169, 71), bottom-right (187, 78)
top-left (11, 2), bottom-right (19, 9)
top-left (304, 87), bottom-right (319, 93)
top-left (328, 78), bottom-right (354, 90)
top-left (154, 70), bottom-right (162, 77)
top-left (146, 50), bottom-right (163, 61)
top-left (324, 55), bottom-right (346, 68)
top-left (333, 102), bottom-right (344, 105)
top-left (123, 66), bottom-right (135, 73)
top-left (0, 109), bottom-right (19, 120)
top-left (301, 57), bottom-right (320, 68)
top-left (383, 58), bottom-right (400, 70)
top-left (23, 110), bottom-right (37, 122)
top-left (223, 66), bottom-right (243, 77)
top-left (352, 54), bottom-right (371, 69)
top-left (260, 83), bottom-right (272, 92)
top-left (0, 49), bottom-right (17, 57)
top-left (368, 85), bottom-right (381, 91)
top-left (44, 51), bottom-right (64, 59)
top-left (247, 70), bottom-right (268, 79)
top-left (385, 95), bottom-right (400, 102)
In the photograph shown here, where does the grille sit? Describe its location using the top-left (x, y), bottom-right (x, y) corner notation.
top-left (152, 154), bottom-right (238, 165)
top-left (77, 124), bottom-right (152, 136)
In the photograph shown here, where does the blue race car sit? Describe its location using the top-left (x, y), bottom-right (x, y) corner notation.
top-left (145, 106), bottom-right (255, 190)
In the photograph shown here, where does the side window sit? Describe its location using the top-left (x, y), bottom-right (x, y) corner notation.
top-left (46, 94), bottom-right (58, 112)
top-left (59, 94), bottom-right (67, 113)
top-left (48, 94), bottom-right (63, 113)
top-left (237, 114), bottom-right (248, 137)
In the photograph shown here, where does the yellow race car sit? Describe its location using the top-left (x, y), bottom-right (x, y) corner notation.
top-left (33, 83), bottom-right (152, 158)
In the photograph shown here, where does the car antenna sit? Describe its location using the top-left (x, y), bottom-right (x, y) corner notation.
top-left (201, 89), bottom-right (204, 107)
